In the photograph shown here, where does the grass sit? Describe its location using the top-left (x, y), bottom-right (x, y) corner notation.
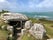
top-left (44, 23), bottom-right (53, 38)
top-left (22, 32), bottom-right (35, 40)
top-left (0, 30), bottom-right (8, 40)
top-left (39, 18), bottom-right (53, 38)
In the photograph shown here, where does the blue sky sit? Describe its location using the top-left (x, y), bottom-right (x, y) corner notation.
top-left (0, 0), bottom-right (53, 12)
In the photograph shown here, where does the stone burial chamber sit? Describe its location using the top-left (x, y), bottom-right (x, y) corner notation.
top-left (1, 13), bottom-right (28, 40)
top-left (1, 13), bottom-right (46, 40)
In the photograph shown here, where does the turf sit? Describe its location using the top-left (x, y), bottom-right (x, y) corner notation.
top-left (0, 30), bottom-right (8, 40)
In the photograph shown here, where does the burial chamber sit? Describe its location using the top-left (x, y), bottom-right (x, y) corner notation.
top-left (1, 13), bottom-right (28, 39)
top-left (1, 13), bottom-right (28, 28)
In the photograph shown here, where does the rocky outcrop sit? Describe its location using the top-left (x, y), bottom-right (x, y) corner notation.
top-left (29, 23), bottom-right (46, 40)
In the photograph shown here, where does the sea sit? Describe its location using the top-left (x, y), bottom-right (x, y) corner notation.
top-left (19, 12), bottom-right (53, 20)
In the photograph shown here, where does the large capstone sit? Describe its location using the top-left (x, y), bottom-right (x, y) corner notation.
top-left (29, 23), bottom-right (46, 39)
top-left (1, 13), bottom-right (28, 22)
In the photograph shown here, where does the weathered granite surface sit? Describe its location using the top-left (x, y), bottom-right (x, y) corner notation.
top-left (29, 23), bottom-right (46, 39)
top-left (1, 13), bottom-right (28, 21)
top-left (7, 25), bottom-right (13, 33)
top-left (25, 20), bottom-right (33, 29)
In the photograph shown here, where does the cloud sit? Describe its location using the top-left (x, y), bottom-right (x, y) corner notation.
top-left (0, 0), bottom-right (53, 12)
top-left (37, 0), bottom-right (53, 7)
top-left (0, 0), bottom-right (18, 12)
top-left (35, 0), bottom-right (53, 12)
top-left (0, 0), bottom-right (6, 2)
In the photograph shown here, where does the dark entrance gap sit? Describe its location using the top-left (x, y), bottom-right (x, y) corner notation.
top-left (7, 20), bottom-right (27, 40)
top-left (8, 21), bottom-right (21, 27)
top-left (8, 21), bottom-right (21, 40)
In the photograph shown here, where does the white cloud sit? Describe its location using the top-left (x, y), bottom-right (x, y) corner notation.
top-left (0, 0), bottom-right (53, 12)
top-left (36, 0), bottom-right (53, 8)
top-left (0, 0), bottom-right (18, 12)
top-left (23, 0), bottom-right (53, 12)
top-left (0, 0), bottom-right (6, 2)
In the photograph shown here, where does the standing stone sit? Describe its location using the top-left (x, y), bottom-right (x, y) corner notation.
top-left (29, 23), bottom-right (46, 40)
top-left (21, 29), bottom-right (26, 35)
top-left (7, 25), bottom-right (13, 33)
top-left (25, 20), bottom-right (33, 29)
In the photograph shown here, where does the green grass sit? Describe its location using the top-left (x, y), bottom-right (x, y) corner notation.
top-left (22, 32), bottom-right (35, 40)
top-left (0, 30), bottom-right (8, 40)
top-left (39, 19), bottom-right (53, 38)
top-left (44, 23), bottom-right (53, 38)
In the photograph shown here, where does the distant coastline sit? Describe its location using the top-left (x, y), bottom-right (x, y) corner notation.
top-left (19, 12), bottom-right (53, 20)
